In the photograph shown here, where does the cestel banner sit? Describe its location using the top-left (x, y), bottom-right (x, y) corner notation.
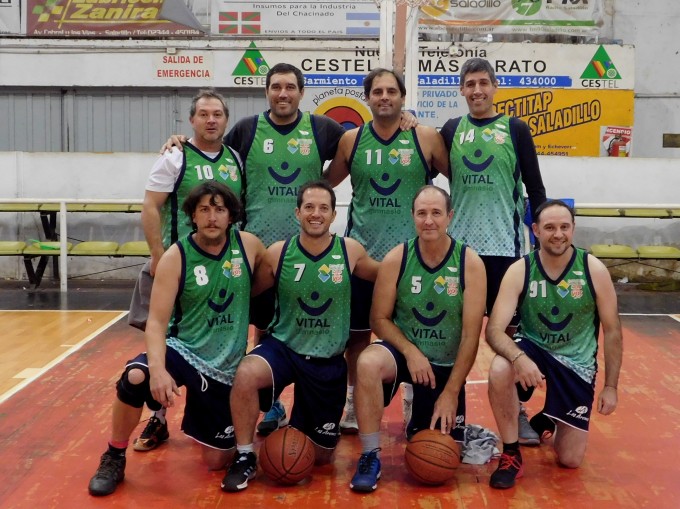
top-left (0, 0), bottom-right (21, 34)
top-left (224, 42), bottom-right (633, 156)
top-left (25, 0), bottom-right (202, 37)
top-left (211, 0), bottom-right (380, 37)
top-left (419, 0), bottom-right (603, 36)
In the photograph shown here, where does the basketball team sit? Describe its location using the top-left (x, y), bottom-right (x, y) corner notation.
top-left (87, 58), bottom-right (623, 496)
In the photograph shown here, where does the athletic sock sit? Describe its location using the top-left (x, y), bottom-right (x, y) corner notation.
top-left (152, 407), bottom-right (167, 424)
top-left (503, 441), bottom-right (520, 454)
top-left (236, 443), bottom-right (254, 455)
top-left (359, 432), bottom-right (380, 457)
top-left (107, 441), bottom-right (128, 456)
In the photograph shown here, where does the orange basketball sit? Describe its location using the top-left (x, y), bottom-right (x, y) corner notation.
top-left (404, 429), bottom-right (460, 485)
top-left (259, 427), bottom-right (315, 485)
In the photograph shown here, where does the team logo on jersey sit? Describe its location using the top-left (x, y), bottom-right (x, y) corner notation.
top-left (412, 301), bottom-right (447, 327)
top-left (231, 258), bottom-right (243, 277)
top-left (398, 149), bottom-right (414, 166)
top-left (537, 305), bottom-right (573, 332)
top-left (287, 138), bottom-right (299, 154)
top-left (462, 148), bottom-right (494, 173)
top-left (446, 276), bottom-right (459, 296)
top-left (318, 264), bottom-right (331, 283)
top-left (567, 278), bottom-right (585, 299)
top-left (435, 274), bottom-right (459, 296)
top-left (434, 275), bottom-right (446, 294)
top-left (222, 260), bottom-right (233, 278)
top-left (329, 263), bottom-right (345, 284)
top-left (222, 259), bottom-right (242, 278)
top-left (268, 161), bottom-right (302, 185)
top-left (481, 128), bottom-right (495, 142)
top-left (218, 164), bottom-right (239, 182)
top-left (208, 288), bottom-right (235, 313)
top-left (387, 148), bottom-right (400, 165)
top-left (556, 280), bottom-right (570, 298)
top-left (299, 138), bottom-right (313, 156)
top-left (287, 137), bottom-right (313, 155)
top-left (369, 173), bottom-right (402, 196)
top-left (481, 126), bottom-right (508, 146)
top-left (297, 291), bottom-right (332, 316)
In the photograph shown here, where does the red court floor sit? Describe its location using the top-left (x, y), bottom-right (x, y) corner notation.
top-left (1, 308), bottom-right (679, 508)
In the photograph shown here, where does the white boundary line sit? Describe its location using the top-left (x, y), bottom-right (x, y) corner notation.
top-left (1, 311), bottom-right (677, 402)
top-left (620, 313), bottom-right (677, 316)
top-left (0, 311), bottom-right (127, 405)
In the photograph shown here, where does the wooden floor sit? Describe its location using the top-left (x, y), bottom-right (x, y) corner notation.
top-left (0, 289), bottom-right (679, 508)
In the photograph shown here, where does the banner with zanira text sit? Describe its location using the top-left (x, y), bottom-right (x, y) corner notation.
top-left (23, 0), bottom-right (202, 37)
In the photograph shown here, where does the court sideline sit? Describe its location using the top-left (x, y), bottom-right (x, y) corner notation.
top-left (0, 280), bottom-right (679, 508)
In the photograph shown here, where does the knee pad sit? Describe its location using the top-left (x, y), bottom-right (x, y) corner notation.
top-left (116, 363), bottom-right (161, 411)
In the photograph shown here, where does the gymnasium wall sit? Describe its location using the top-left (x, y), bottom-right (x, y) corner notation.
top-left (0, 151), bottom-right (677, 280)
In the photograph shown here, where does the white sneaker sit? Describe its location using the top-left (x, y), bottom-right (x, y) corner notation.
top-left (340, 397), bottom-right (358, 434)
top-left (402, 396), bottom-right (413, 427)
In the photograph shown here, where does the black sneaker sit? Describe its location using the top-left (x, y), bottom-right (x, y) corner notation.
top-left (221, 452), bottom-right (257, 492)
top-left (133, 415), bottom-right (169, 452)
top-left (88, 451), bottom-right (126, 496)
top-left (489, 450), bottom-right (523, 489)
top-left (529, 412), bottom-right (556, 441)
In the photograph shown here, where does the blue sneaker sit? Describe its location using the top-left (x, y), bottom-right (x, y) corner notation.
top-left (256, 399), bottom-right (288, 437)
top-left (349, 448), bottom-right (381, 493)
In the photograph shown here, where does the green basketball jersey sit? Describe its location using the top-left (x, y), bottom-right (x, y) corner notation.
top-left (346, 123), bottom-right (430, 260)
top-left (161, 142), bottom-right (243, 249)
top-left (515, 248), bottom-right (599, 383)
top-left (448, 115), bottom-right (525, 257)
top-left (244, 112), bottom-right (323, 246)
top-left (270, 235), bottom-right (351, 358)
top-left (393, 237), bottom-right (466, 367)
top-left (165, 228), bottom-right (252, 385)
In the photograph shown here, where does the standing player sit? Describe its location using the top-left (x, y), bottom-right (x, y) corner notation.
top-left (348, 186), bottom-right (486, 492)
top-left (164, 63), bottom-right (417, 436)
top-left (325, 68), bottom-right (449, 433)
top-left (129, 89), bottom-right (243, 451)
top-left (221, 181), bottom-right (378, 492)
top-left (485, 200), bottom-right (622, 489)
top-left (439, 58), bottom-right (547, 444)
top-left (88, 182), bottom-right (265, 496)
